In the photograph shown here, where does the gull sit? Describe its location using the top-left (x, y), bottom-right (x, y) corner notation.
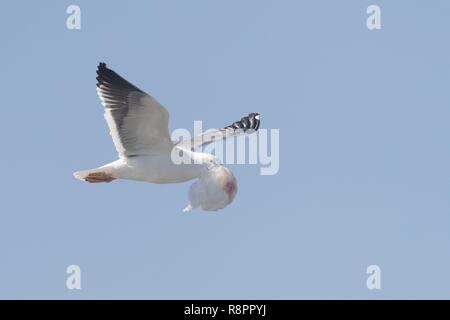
top-left (74, 63), bottom-right (260, 212)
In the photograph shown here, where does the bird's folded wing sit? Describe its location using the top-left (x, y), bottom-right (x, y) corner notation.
top-left (176, 112), bottom-right (260, 151)
top-left (96, 63), bottom-right (173, 158)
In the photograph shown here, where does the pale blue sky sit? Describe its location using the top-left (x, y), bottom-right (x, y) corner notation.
top-left (0, 0), bottom-right (449, 299)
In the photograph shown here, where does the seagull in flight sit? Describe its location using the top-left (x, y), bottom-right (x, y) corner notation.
top-left (74, 63), bottom-right (260, 212)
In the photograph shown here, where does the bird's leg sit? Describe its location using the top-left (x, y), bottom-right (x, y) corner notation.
top-left (84, 172), bottom-right (115, 183)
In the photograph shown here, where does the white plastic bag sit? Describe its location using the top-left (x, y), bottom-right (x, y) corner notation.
top-left (184, 165), bottom-right (237, 212)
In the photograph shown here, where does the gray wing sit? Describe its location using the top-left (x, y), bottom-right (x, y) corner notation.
top-left (96, 63), bottom-right (173, 157)
top-left (176, 112), bottom-right (260, 151)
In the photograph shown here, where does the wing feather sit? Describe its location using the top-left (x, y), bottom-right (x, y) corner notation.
top-left (176, 112), bottom-right (260, 151)
top-left (96, 63), bottom-right (173, 157)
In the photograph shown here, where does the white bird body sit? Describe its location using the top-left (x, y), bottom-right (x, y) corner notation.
top-left (82, 156), bottom-right (204, 184)
top-left (74, 63), bottom-right (260, 212)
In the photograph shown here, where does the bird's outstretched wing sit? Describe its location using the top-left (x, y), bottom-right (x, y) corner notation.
top-left (96, 63), bottom-right (173, 158)
top-left (175, 112), bottom-right (260, 151)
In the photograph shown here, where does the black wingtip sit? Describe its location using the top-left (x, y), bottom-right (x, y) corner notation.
top-left (95, 62), bottom-right (144, 93)
top-left (249, 112), bottom-right (260, 131)
top-left (96, 63), bottom-right (107, 87)
top-left (225, 112), bottom-right (261, 132)
top-left (96, 62), bottom-right (108, 76)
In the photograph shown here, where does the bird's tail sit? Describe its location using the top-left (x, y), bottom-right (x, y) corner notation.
top-left (73, 165), bottom-right (116, 183)
top-left (73, 169), bottom-right (94, 180)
